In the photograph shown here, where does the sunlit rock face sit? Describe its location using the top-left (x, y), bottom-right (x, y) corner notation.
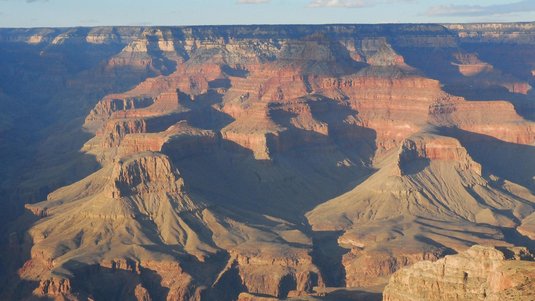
top-left (0, 23), bottom-right (534, 300)
top-left (383, 245), bottom-right (535, 301)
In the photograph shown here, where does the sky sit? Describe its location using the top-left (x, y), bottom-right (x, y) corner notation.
top-left (0, 0), bottom-right (534, 28)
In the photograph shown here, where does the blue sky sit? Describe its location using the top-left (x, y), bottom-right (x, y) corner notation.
top-left (0, 0), bottom-right (534, 27)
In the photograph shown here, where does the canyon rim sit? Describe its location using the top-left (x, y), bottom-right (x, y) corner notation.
top-left (0, 19), bottom-right (534, 301)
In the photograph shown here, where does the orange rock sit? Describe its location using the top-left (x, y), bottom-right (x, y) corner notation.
top-left (383, 245), bottom-right (535, 301)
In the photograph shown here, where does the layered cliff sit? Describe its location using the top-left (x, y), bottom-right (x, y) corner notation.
top-left (307, 131), bottom-right (534, 288)
top-left (383, 245), bottom-right (535, 301)
top-left (21, 152), bottom-right (322, 300)
top-left (1, 23), bottom-right (535, 301)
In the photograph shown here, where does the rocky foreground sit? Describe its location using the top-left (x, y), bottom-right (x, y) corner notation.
top-left (383, 245), bottom-right (535, 301)
top-left (0, 23), bottom-right (534, 300)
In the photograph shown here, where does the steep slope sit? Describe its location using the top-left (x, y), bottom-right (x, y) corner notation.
top-left (307, 132), bottom-right (535, 287)
top-left (518, 212), bottom-right (535, 240)
top-left (20, 152), bottom-right (322, 300)
top-left (0, 26), bottom-right (186, 226)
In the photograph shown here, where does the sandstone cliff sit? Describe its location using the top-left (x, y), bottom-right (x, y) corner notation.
top-left (383, 245), bottom-right (535, 301)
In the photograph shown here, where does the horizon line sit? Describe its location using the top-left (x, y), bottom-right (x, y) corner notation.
top-left (1, 20), bottom-right (535, 30)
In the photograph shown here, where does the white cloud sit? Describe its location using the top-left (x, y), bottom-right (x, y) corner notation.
top-left (308, 0), bottom-right (412, 8)
top-left (309, 0), bottom-right (367, 8)
top-left (236, 0), bottom-right (412, 7)
top-left (426, 0), bottom-right (535, 17)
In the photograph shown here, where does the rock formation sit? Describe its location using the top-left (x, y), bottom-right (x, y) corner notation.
top-left (383, 245), bottom-right (535, 301)
top-left (0, 24), bottom-right (534, 300)
top-left (518, 212), bottom-right (535, 240)
top-left (21, 151), bottom-right (322, 300)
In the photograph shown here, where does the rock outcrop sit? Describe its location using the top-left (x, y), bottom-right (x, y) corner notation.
top-left (307, 132), bottom-right (533, 289)
top-left (397, 134), bottom-right (482, 176)
top-left (21, 150), bottom-right (322, 300)
top-left (518, 212), bottom-right (535, 240)
top-left (383, 245), bottom-right (535, 301)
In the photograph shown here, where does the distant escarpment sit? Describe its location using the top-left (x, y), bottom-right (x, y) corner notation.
top-left (0, 23), bottom-right (534, 300)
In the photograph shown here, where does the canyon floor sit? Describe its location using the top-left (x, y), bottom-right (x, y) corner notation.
top-left (0, 23), bottom-right (534, 300)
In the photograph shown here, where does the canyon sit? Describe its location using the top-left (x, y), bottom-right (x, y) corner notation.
top-left (0, 23), bottom-right (534, 300)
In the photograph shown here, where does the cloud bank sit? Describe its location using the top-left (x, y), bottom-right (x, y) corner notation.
top-left (427, 0), bottom-right (535, 17)
top-left (308, 0), bottom-right (412, 8)
top-left (236, 0), bottom-right (413, 8)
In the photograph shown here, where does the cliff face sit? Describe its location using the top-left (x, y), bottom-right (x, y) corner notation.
top-left (306, 132), bottom-right (532, 289)
top-left (518, 212), bottom-right (535, 240)
top-left (1, 23), bottom-right (535, 301)
top-left (383, 245), bottom-right (535, 301)
top-left (22, 152), bottom-right (322, 300)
